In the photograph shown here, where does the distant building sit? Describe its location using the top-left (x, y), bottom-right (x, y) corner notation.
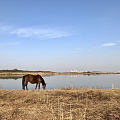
top-left (70, 69), bottom-right (79, 72)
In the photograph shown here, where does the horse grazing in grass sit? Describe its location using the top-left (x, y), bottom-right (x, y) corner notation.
top-left (22, 74), bottom-right (46, 90)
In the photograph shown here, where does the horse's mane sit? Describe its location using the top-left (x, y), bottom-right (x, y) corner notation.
top-left (39, 75), bottom-right (46, 85)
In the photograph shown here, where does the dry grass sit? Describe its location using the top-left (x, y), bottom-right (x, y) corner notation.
top-left (0, 88), bottom-right (120, 120)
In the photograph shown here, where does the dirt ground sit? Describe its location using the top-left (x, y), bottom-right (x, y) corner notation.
top-left (0, 88), bottom-right (120, 120)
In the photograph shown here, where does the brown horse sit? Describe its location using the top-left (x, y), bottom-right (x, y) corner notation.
top-left (22, 74), bottom-right (46, 90)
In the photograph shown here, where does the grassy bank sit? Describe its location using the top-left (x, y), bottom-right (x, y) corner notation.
top-left (0, 71), bottom-right (57, 79)
top-left (0, 88), bottom-right (120, 120)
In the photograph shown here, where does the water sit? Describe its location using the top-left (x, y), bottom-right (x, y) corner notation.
top-left (0, 74), bottom-right (120, 89)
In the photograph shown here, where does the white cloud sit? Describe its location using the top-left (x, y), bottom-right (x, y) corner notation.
top-left (102, 43), bottom-right (116, 47)
top-left (10, 28), bottom-right (69, 39)
top-left (0, 25), bottom-right (70, 39)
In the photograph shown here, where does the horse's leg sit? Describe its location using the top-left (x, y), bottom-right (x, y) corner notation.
top-left (25, 81), bottom-right (28, 90)
top-left (38, 82), bottom-right (40, 89)
top-left (35, 83), bottom-right (38, 89)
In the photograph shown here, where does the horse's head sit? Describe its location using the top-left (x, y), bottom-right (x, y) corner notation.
top-left (42, 83), bottom-right (46, 90)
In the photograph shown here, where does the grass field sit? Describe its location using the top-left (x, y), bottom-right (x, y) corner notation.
top-left (0, 88), bottom-right (120, 120)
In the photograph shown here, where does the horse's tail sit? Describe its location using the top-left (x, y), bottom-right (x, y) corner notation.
top-left (22, 76), bottom-right (25, 90)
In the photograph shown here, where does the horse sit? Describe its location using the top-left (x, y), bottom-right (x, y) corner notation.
top-left (22, 74), bottom-right (46, 90)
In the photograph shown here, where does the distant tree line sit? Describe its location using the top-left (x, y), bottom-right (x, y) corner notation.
top-left (0, 69), bottom-right (52, 73)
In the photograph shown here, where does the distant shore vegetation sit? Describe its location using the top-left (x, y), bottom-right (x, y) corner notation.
top-left (0, 69), bottom-right (52, 73)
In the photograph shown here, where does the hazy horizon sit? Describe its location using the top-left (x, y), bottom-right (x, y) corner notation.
top-left (0, 0), bottom-right (120, 72)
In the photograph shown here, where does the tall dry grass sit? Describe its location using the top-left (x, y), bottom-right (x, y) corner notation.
top-left (0, 88), bottom-right (120, 120)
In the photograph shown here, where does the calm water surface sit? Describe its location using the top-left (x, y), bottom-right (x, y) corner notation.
top-left (0, 75), bottom-right (120, 89)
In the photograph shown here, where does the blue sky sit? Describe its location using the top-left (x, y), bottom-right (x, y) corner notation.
top-left (0, 0), bottom-right (120, 72)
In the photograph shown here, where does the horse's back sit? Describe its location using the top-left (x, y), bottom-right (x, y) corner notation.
top-left (24, 74), bottom-right (41, 83)
top-left (24, 74), bottom-right (34, 79)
